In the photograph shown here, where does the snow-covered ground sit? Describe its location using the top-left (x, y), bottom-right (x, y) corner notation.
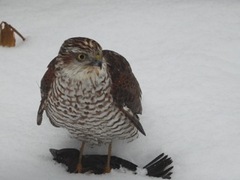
top-left (1, 0), bottom-right (240, 179)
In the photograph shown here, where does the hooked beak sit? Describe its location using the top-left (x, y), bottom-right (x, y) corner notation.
top-left (89, 60), bottom-right (102, 69)
top-left (89, 55), bottom-right (102, 69)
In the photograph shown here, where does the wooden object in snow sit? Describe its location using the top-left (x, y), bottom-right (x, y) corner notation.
top-left (0, 21), bottom-right (25, 47)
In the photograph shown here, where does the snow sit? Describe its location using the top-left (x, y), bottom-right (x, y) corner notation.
top-left (1, 0), bottom-right (240, 179)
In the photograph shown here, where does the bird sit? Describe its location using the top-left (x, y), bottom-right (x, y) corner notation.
top-left (49, 148), bottom-right (137, 174)
top-left (49, 148), bottom-right (173, 179)
top-left (37, 37), bottom-right (146, 173)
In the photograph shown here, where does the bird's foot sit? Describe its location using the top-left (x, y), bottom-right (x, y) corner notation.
top-left (104, 166), bottom-right (111, 173)
top-left (75, 163), bottom-right (83, 173)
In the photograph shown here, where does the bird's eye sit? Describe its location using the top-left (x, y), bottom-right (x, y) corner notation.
top-left (77, 53), bottom-right (86, 61)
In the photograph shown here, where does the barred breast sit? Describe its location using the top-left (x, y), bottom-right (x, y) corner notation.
top-left (45, 64), bottom-right (138, 145)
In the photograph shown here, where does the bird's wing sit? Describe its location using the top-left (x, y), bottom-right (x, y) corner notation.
top-left (37, 58), bottom-right (57, 125)
top-left (103, 50), bottom-right (145, 135)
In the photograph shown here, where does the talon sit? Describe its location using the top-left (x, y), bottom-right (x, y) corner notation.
top-left (104, 166), bottom-right (111, 173)
top-left (75, 163), bottom-right (83, 173)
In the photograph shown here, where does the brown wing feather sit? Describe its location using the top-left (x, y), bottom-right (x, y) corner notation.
top-left (37, 58), bottom-right (56, 125)
top-left (103, 50), bottom-right (145, 135)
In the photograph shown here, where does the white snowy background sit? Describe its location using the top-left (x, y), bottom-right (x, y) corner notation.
top-left (1, 0), bottom-right (240, 179)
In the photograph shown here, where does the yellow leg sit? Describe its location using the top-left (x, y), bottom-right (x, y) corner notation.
top-left (75, 142), bottom-right (85, 173)
top-left (104, 142), bottom-right (112, 173)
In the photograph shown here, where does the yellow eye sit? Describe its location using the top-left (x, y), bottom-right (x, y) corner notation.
top-left (78, 53), bottom-right (85, 60)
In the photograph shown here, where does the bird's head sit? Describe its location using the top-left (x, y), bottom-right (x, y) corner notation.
top-left (57, 37), bottom-right (104, 74)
